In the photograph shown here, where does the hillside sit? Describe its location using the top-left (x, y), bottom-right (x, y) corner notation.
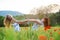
top-left (0, 11), bottom-right (23, 16)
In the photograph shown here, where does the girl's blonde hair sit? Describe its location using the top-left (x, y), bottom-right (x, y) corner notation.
top-left (4, 15), bottom-right (13, 28)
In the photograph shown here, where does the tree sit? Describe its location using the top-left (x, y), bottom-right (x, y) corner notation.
top-left (30, 4), bottom-right (60, 19)
top-left (0, 16), bottom-right (4, 27)
top-left (49, 10), bottom-right (60, 26)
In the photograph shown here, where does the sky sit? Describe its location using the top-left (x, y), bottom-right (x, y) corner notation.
top-left (0, 0), bottom-right (60, 14)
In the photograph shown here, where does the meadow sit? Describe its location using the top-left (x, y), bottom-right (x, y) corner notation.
top-left (0, 26), bottom-right (60, 40)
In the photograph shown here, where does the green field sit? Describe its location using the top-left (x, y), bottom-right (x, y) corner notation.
top-left (0, 26), bottom-right (60, 40)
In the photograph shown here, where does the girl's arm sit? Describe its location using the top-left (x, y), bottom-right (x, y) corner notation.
top-left (11, 17), bottom-right (28, 24)
top-left (11, 17), bottom-right (42, 25)
top-left (27, 19), bottom-right (42, 25)
top-left (16, 20), bottom-right (28, 24)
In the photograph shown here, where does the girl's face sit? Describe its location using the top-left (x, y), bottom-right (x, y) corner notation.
top-left (6, 15), bottom-right (12, 21)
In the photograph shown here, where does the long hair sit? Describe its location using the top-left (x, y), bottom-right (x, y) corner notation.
top-left (4, 15), bottom-right (13, 28)
top-left (43, 17), bottom-right (50, 27)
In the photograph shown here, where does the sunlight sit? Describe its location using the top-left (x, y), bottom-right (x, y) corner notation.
top-left (0, 0), bottom-right (60, 14)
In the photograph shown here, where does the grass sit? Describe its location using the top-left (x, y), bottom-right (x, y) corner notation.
top-left (0, 26), bottom-right (60, 40)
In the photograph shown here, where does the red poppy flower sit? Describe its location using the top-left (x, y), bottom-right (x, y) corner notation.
top-left (38, 35), bottom-right (47, 40)
top-left (44, 25), bottom-right (51, 31)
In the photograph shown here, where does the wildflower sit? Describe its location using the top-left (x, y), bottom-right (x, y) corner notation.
top-left (59, 28), bottom-right (60, 30)
top-left (44, 25), bottom-right (51, 31)
top-left (50, 37), bottom-right (54, 40)
top-left (50, 32), bottom-right (52, 35)
top-left (58, 32), bottom-right (60, 35)
top-left (54, 29), bottom-right (57, 32)
top-left (38, 35), bottom-right (47, 40)
top-left (50, 32), bottom-right (53, 37)
top-left (24, 27), bottom-right (28, 30)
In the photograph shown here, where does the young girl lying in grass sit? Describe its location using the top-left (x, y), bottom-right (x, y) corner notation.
top-left (4, 14), bottom-right (27, 32)
top-left (25, 18), bottom-right (51, 31)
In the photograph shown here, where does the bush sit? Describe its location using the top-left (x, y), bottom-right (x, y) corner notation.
top-left (0, 16), bottom-right (4, 27)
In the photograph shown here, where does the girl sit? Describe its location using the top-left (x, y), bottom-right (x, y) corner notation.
top-left (42, 17), bottom-right (51, 31)
top-left (25, 18), bottom-right (51, 31)
top-left (4, 14), bottom-right (28, 32)
top-left (4, 15), bottom-right (13, 28)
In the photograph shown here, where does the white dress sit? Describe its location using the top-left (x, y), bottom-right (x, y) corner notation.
top-left (32, 19), bottom-right (44, 30)
top-left (12, 23), bottom-right (20, 32)
top-left (32, 23), bottom-right (38, 30)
